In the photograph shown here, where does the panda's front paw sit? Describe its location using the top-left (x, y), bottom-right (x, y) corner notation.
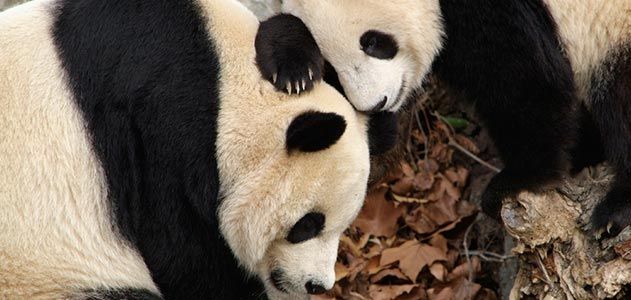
top-left (591, 185), bottom-right (631, 236)
top-left (255, 14), bottom-right (324, 95)
top-left (480, 171), bottom-right (523, 221)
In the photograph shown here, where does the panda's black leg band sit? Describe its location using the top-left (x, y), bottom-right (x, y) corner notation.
top-left (474, 87), bottom-right (577, 222)
top-left (589, 52), bottom-right (631, 234)
top-left (255, 14), bottom-right (324, 95)
top-left (569, 103), bottom-right (606, 174)
top-left (592, 179), bottom-right (631, 235)
top-left (480, 168), bottom-right (565, 221)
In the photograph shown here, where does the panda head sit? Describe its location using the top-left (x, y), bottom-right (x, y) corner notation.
top-left (281, 0), bottom-right (444, 112)
top-left (217, 86), bottom-right (370, 298)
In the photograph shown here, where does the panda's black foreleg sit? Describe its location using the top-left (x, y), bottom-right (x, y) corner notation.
top-left (590, 55), bottom-right (631, 234)
top-left (255, 14), bottom-right (324, 95)
top-left (569, 103), bottom-right (606, 174)
top-left (475, 88), bottom-right (579, 220)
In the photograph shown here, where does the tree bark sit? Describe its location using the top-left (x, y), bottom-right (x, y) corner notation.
top-left (504, 166), bottom-right (631, 299)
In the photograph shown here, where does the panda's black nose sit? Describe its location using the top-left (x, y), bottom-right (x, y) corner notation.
top-left (305, 281), bottom-right (326, 295)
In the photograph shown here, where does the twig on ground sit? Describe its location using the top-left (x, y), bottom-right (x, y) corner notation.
top-left (460, 251), bottom-right (515, 262)
top-left (448, 140), bottom-right (501, 173)
top-left (432, 111), bottom-right (501, 173)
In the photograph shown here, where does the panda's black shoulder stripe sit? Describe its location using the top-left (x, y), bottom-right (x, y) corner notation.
top-left (52, 0), bottom-right (263, 298)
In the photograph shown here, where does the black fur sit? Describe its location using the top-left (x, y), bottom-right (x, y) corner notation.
top-left (590, 47), bottom-right (631, 233)
top-left (82, 288), bottom-right (162, 300)
top-left (368, 112), bottom-right (399, 155)
top-left (570, 103), bottom-right (605, 174)
top-left (360, 30), bottom-right (399, 60)
top-left (433, 0), bottom-right (579, 219)
top-left (53, 0), bottom-right (264, 298)
top-left (286, 212), bottom-right (325, 244)
top-left (286, 112), bottom-right (347, 152)
top-left (256, 14), bottom-right (324, 95)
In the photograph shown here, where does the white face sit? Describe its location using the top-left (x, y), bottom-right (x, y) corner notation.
top-left (282, 0), bottom-right (444, 112)
top-left (216, 85), bottom-right (370, 299)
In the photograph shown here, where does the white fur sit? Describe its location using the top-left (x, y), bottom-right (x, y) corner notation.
top-left (544, 0), bottom-right (631, 101)
top-left (0, 1), bottom-right (159, 298)
top-left (282, 0), bottom-right (444, 112)
top-left (199, 0), bottom-right (370, 298)
top-left (0, 0), bottom-right (370, 299)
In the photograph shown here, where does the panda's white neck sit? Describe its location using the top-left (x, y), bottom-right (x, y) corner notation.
top-left (543, 0), bottom-right (631, 99)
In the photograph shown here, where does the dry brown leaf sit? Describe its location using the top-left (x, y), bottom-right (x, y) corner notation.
top-left (353, 187), bottom-right (404, 237)
top-left (429, 235), bottom-right (448, 254)
top-left (445, 250), bottom-right (460, 270)
top-left (380, 240), bottom-right (447, 281)
top-left (448, 257), bottom-right (481, 281)
top-left (451, 277), bottom-right (481, 300)
top-left (369, 284), bottom-right (419, 300)
top-left (340, 235), bottom-right (363, 258)
top-left (365, 243), bottom-right (384, 259)
top-left (428, 176), bottom-right (460, 202)
top-left (415, 171), bottom-right (435, 191)
top-left (444, 166), bottom-right (469, 187)
top-left (400, 162), bottom-right (416, 178)
top-left (391, 177), bottom-right (416, 196)
top-left (347, 254), bottom-right (369, 282)
top-left (429, 262), bottom-right (447, 281)
top-left (310, 294), bottom-right (336, 300)
top-left (396, 286), bottom-right (428, 300)
top-left (335, 262), bottom-right (349, 282)
top-left (367, 256), bottom-right (383, 275)
top-left (427, 287), bottom-right (454, 300)
top-left (370, 268), bottom-right (410, 283)
top-left (405, 196), bottom-right (459, 235)
top-left (418, 159), bottom-right (440, 174)
top-left (391, 163), bottom-right (417, 195)
top-left (430, 143), bottom-right (454, 163)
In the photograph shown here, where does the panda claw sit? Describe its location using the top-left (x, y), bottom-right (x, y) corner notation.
top-left (272, 73), bottom-right (277, 84)
top-left (302, 80), bottom-right (306, 91)
top-left (295, 81), bottom-right (301, 94)
top-left (308, 68), bottom-right (314, 81)
top-left (286, 82), bottom-right (292, 95)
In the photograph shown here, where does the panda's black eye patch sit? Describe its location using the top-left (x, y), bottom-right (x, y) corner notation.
top-left (287, 212), bottom-right (325, 244)
top-left (360, 30), bottom-right (398, 59)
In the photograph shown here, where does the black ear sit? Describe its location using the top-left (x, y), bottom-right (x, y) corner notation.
top-left (286, 111), bottom-right (347, 152)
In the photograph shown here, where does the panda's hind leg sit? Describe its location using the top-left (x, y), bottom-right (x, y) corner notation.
top-left (590, 50), bottom-right (631, 234)
top-left (255, 14), bottom-right (324, 95)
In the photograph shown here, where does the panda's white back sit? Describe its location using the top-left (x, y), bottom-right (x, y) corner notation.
top-left (544, 0), bottom-right (631, 100)
top-left (0, 0), bottom-right (158, 297)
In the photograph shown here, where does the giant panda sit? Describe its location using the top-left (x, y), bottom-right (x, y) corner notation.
top-left (0, 0), bottom-right (372, 299)
top-left (254, 0), bottom-right (631, 233)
